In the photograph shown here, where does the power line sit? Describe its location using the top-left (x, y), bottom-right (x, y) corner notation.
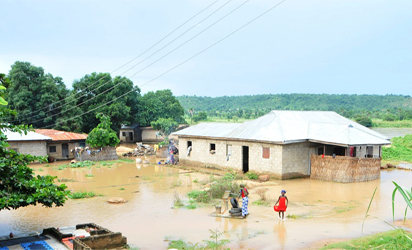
top-left (5, 0), bottom-right (221, 122)
top-left (40, 0), bottom-right (287, 129)
top-left (25, 0), bottom-right (249, 125)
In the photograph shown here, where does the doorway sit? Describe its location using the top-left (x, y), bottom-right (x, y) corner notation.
top-left (62, 143), bottom-right (69, 158)
top-left (242, 146), bottom-right (249, 173)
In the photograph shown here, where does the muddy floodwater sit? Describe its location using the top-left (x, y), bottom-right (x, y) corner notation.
top-left (1, 159), bottom-right (412, 249)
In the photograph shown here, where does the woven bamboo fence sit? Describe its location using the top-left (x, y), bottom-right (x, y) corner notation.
top-left (310, 155), bottom-right (380, 183)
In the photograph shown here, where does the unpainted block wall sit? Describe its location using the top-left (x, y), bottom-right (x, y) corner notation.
top-left (47, 142), bottom-right (82, 160)
top-left (8, 141), bottom-right (48, 157)
top-left (178, 137), bottom-right (286, 176)
top-left (75, 147), bottom-right (118, 161)
top-left (281, 142), bottom-right (312, 176)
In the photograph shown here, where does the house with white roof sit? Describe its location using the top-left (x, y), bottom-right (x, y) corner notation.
top-left (173, 111), bottom-right (391, 182)
top-left (4, 129), bottom-right (51, 157)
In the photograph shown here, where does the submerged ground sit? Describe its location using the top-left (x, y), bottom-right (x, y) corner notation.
top-left (0, 158), bottom-right (411, 249)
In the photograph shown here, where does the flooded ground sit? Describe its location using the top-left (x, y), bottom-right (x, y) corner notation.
top-left (1, 159), bottom-right (411, 249)
top-left (370, 127), bottom-right (412, 139)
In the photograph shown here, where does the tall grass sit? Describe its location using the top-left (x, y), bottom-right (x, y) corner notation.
top-left (363, 181), bottom-right (412, 247)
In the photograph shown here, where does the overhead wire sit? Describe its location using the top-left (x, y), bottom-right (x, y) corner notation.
top-left (4, 0), bottom-right (221, 122)
top-left (25, 0), bottom-right (250, 125)
top-left (39, 0), bottom-right (287, 129)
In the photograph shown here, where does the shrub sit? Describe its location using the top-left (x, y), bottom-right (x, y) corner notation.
top-left (255, 188), bottom-right (267, 201)
top-left (245, 172), bottom-right (259, 180)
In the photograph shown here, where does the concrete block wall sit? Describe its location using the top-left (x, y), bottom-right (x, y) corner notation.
top-left (119, 129), bottom-right (134, 142)
top-left (141, 127), bottom-right (162, 142)
top-left (47, 142), bottom-right (81, 160)
top-left (178, 137), bottom-right (284, 176)
top-left (75, 147), bottom-right (118, 161)
top-left (8, 141), bottom-right (48, 157)
top-left (355, 145), bottom-right (382, 158)
top-left (281, 142), bottom-right (311, 177)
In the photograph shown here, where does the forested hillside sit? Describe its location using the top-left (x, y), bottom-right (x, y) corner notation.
top-left (177, 94), bottom-right (412, 123)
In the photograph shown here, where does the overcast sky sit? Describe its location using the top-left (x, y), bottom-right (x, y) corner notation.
top-left (1, 0), bottom-right (411, 97)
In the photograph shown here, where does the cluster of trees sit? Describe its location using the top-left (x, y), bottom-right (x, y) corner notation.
top-left (178, 94), bottom-right (412, 125)
top-left (0, 74), bottom-right (69, 210)
top-left (2, 62), bottom-right (185, 134)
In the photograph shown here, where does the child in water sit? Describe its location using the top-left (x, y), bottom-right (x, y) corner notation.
top-left (274, 190), bottom-right (288, 219)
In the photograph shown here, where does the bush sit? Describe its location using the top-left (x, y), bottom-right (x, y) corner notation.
top-left (355, 116), bottom-right (373, 127)
top-left (208, 177), bottom-right (240, 199)
top-left (245, 172), bottom-right (258, 180)
top-left (188, 190), bottom-right (211, 203)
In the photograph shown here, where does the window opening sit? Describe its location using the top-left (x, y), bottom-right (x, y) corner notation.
top-left (262, 147), bottom-right (270, 159)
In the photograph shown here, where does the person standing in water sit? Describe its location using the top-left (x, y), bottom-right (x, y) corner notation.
top-left (274, 190), bottom-right (288, 219)
top-left (239, 183), bottom-right (249, 218)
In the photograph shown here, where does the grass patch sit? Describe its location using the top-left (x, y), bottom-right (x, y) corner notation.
top-left (69, 160), bottom-right (95, 168)
top-left (85, 174), bottom-right (94, 177)
top-left (320, 229), bottom-right (412, 250)
top-left (38, 168), bottom-right (43, 171)
top-left (286, 214), bottom-right (303, 220)
top-left (116, 158), bottom-right (134, 163)
top-left (68, 191), bottom-right (97, 199)
top-left (252, 200), bottom-right (271, 206)
top-left (372, 119), bottom-right (412, 128)
top-left (119, 188), bottom-right (125, 190)
top-left (193, 178), bottom-right (198, 183)
top-left (168, 229), bottom-right (229, 250)
top-left (383, 134), bottom-right (412, 162)
top-left (58, 178), bottom-right (77, 182)
top-left (186, 200), bottom-right (197, 209)
top-left (334, 203), bottom-right (356, 213)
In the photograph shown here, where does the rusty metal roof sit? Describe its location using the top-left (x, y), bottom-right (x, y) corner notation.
top-left (35, 129), bottom-right (88, 141)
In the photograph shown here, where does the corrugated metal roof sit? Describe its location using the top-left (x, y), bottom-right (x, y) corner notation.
top-left (35, 129), bottom-right (88, 141)
top-left (4, 129), bottom-right (52, 141)
top-left (173, 111), bottom-right (391, 146)
top-left (121, 124), bottom-right (140, 129)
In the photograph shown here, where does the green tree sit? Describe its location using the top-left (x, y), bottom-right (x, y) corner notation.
top-left (0, 79), bottom-right (69, 210)
top-left (60, 72), bottom-right (141, 133)
top-left (6, 61), bottom-right (68, 127)
top-left (193, 111), bottom-right (208, 122)
top-left (139, 90), bottom-right (184, 126)
top-left (355, 116), bottom-right (373, 127)
top-left (86, 113), bottom-right (120, 148)
top-left (151, 118), bottom-right (178, 142)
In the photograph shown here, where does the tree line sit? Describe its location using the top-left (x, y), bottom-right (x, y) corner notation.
top-left (177, 94), bottom-right (412, 125)
top-left (2, 61), bottom-right (185, 134)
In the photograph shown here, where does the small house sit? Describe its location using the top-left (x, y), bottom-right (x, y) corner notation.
top-left (35, 129), bottom-right (88, 160)
top-left (119, 124), bottom-right (142, 143)
top-left (5, 129), bottom-right (51, 157)
top-left (173, 111), bottom-right (391, 182)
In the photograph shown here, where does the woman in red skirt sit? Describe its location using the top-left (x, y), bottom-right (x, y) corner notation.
top-left (274, 190), bottom-right (288, 219)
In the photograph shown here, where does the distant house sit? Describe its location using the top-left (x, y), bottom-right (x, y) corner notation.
top-left (4, 129), bottom-right (51, 157)
top-left (173, 111), bottom-right (391, 182)
top-left (119, 124), bottom-right (188, 144)
top-left (119, 124), bottom-right (142, 143)
top-left (35, 129), bottom-right (88, 160)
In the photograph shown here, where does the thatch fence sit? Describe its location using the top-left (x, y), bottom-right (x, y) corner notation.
top-left (310, 155), bottom-right (381, 183)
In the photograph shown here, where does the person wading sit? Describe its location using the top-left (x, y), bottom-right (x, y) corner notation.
top-left (238, 183), bottom-right (249, 218)
top-left (274, 190), bottom-right (288, 220)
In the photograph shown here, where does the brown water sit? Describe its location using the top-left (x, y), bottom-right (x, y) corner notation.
top-left (1, 159), bottom-right (411, 249)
